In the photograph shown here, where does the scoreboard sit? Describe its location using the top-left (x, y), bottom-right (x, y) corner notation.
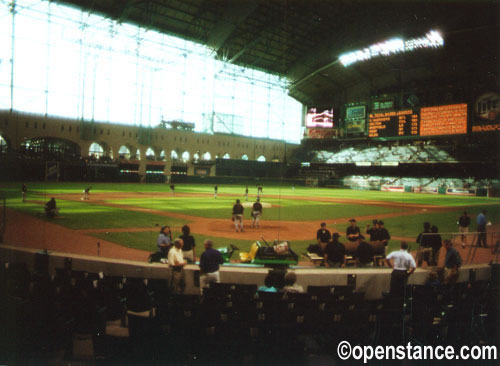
top-left (420, 104), bottom-right (467, 136)
top-left (368, 109), bottom-right (419, 138)
top-left (368, 103), bottom-right (467, 138)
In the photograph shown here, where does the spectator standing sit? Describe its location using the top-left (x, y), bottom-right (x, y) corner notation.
top-left (416, 222), bottom-right (432, 267)
top-left (443, 239), bottom-right (462, 284)
top-left (476, 210), bottom-right (488, 248)
top-left (324, 233), bottom-right (346, 268)
top-left (430, 225), bottom-right (442, 266)
top-left (251, 197), bottom-right (263, 228)
top-left (385, 241), bottom-right (416, 296)
top-left (316, 222), bottom-right (331, 254)
top-left (199, 239), bottom-right (224, 294)
top-left (168, 239), bottom-right (186, 294)
top-left (157, 226), bottom-right (172, 258)
top-left (232, 199), bottom-right (244, 232)
top-left (179, 225), bottom-right (196, 263)
top-left (458, 211), bottom-right (471, 244)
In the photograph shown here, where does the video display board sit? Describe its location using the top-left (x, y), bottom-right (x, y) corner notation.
top-left (306, 108), bottom-right (334, 128)
top-left (345, 105), bottom-right (366, 134)
top-left (472, 92), bottom-right (500, 132)
top-left (368, 103), bottom-right (468, 138)
top-left (371, 98), bottom-right (394, 112)
top-left (346, 105), bottom-right (366, 120)
top-left (420, 103), bottom-right (467, 136)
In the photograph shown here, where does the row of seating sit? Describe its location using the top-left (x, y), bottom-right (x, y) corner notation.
top-left (0, 261), bottom-right (497, 364)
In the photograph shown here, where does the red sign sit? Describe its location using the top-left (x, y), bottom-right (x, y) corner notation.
top-left (307, 129), bottom-right (337, 139)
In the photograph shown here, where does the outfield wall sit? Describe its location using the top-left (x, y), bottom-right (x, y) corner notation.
top-left (0, 244), bottom-right (491, 300)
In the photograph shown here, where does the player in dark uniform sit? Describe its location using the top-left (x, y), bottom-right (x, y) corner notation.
top-left (21, 183), bottom-right (27, 203)
top-left (251, 197), bottom-right (263, 228)
top-left (245, 185), bottom-right (249, 201)
top-left (346, 218), bottom-right (363, 242)
top-left (214, 185), bottom-right (218, 199)
top-left (377, 221), bottom-right (391, 254)
top-left (44, 197), bottom-right (58, 218)
top-left (83, 186), bottom-right (91, 201)
top-left (232, 199), bottom-right (244, 232)
top-left (316, 222), bottom-right (331, 254)
top-left (366, 220), bottom-right (379, 241)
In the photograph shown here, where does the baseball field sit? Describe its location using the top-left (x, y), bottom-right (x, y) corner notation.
top-left (1, 182), bottom-right (499, 263)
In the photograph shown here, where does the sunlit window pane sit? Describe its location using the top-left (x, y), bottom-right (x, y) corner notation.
top-left (2, 0), bottom-right (302, 143)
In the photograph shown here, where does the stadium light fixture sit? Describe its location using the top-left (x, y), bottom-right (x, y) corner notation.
top-left (339, 30), bottom-right (444, 67)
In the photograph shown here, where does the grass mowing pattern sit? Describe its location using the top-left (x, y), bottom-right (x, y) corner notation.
top-left (2, 182), bottom-right (499, 257)
top-left (5, 196), bottom-right (188, 230)
top-left (105, 196), bottom-right (402, 221)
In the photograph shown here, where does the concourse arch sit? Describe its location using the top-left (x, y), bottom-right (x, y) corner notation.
top-left (181, 151), bottom-right (190, 163)
top-left (118, 145), bottom-right (132, 159)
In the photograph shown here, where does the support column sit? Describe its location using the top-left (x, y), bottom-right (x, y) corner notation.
top-left (138, 148), bottom-right (146, 183)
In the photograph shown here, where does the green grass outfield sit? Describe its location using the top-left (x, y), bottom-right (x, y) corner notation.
top-left (1, 182), bottom-right (499, 257)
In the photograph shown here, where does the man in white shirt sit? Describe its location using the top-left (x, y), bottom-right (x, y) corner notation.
top-left (168, 238), bottom-right (186, 294)
top-left (385, 241), bottom-right (416, 296)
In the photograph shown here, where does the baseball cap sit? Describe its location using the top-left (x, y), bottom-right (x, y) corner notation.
top-left (349, 218), bottom-right (356, 222)
top-left (332, 232), bottom-right (341, 238)
top-left (320, 222), bottom-right (326, 226)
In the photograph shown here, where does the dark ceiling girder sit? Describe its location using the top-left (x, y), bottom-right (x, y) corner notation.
top-left (207, 0), bottom-right (258, 52)
top-left (228, 13), bottom-right (290, 66)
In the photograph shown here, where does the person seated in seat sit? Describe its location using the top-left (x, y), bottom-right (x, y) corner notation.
top-left (258, 274), bottom-right (278, 293)
top-left (44, 197), bottom-right (58, 218)
top-left (356, 240), bottom-right (374, 267)
top-left (283, 271), bottom-right (304, 293)
top-left (324, 233), bottom-right (346, 268)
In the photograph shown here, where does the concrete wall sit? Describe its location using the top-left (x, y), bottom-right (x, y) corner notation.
top-left (0, 244), bottom-right (491, 300)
